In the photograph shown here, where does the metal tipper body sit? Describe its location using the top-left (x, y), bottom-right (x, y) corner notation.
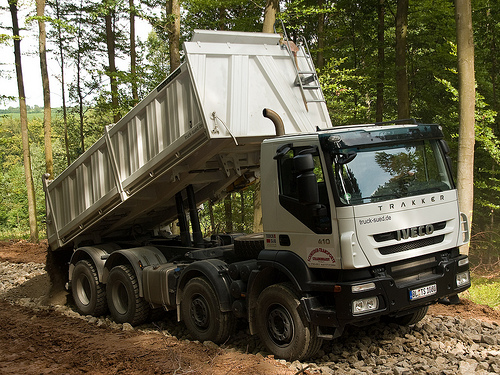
top-left (43, 30), bottom-right (330, 251)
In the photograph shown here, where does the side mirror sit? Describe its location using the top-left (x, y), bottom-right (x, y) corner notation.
top-left (293, 153), bottom-right (320, 205)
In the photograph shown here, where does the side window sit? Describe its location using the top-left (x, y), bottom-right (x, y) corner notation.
top-left (278, 150), bottom-right (298, 199)
top-left (277, 147), bottom-right (331, 234)
top-left (278, 149), bottom-right (326, 202)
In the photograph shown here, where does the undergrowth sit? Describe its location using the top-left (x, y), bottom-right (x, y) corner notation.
top-left (465, 275), bottom-right (500, 310)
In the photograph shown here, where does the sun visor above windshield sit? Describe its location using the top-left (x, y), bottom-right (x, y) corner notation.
top-left (319, 124), bottom-right (444, 150)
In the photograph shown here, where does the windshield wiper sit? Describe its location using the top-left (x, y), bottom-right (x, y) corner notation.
top-left (367, 193), bottom-right (401, 200)
top-left (408, 187), bottom-right (444, 194)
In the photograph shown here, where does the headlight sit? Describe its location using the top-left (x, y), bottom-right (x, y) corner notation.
top-left (352, 282), bottom-right (376, 293)
top-left (456, 271), bottom-right (470, 287)
top-left (352, 296), bottom-right (379, 315)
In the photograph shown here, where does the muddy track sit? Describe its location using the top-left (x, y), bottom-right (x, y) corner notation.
top-left (2, 240), bottom-right (500, 375)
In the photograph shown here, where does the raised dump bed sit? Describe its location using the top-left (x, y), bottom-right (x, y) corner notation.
top-left (44, 30), bottom-right (332, 251)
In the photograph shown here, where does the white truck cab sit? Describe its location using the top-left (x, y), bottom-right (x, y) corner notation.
top-left (256, 122), bottom-right (470, 344)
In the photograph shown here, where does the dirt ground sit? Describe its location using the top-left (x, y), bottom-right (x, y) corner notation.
top-left (0, 240), bottom-right (295, 375)
top-left (1, 240), bottom-right (499, 375)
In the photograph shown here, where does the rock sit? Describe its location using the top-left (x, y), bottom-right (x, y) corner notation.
top-left (122, 323), bottom-right (134, 331)
top-left (318, 366), bottom-right (335, 374)
top-left (203, 341), bottom-right (219, 350)
top-left (3, 259), bottom-right (500, 375)
top-left (483, 335), bottom-right (497, 345)
top-left (459, 360), bottom-right (478, 374)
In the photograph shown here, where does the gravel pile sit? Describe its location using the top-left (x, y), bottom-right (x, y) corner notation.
top-left (2, 261), bottom-right (500, 374)
top-left (0, 261), bottom-right (46, 295)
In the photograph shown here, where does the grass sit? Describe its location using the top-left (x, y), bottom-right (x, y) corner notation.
top-left (0, 227), bottom-right (46, 242)
top-left (0, 111), bottom-right (45, 121)
top-left (464, 275), bottom-right (500, 309)
top-left (0, 229), bottom-right (30, 241)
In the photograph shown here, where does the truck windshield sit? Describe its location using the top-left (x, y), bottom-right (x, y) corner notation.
top-left (332, 140), bottom-right (453, 205)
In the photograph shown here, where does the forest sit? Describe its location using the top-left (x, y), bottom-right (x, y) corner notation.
top-left (0, 0), bottom-right (498, 267)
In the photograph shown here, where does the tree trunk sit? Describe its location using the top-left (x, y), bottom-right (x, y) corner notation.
top-left (130, 0), bottom-right (138, 102)
top-left (224, 195), bottom-right (233, 233)
top-left (55, 0), bottom-right (70, 165)
top-left (209, 201), bottom-right (215, 234)
top-left (76, 1), bottom-right (85, 154)
top-left (36, 0), bottom-right (53, 178)
top-left (105, 11), bottom-right (120, 123)
top-left (10, 0), bottom-right (39, 242)
top-left (166, 0), bottom-right (181, 72)
top-left (487, 6), bottom-right (497, 112)
top-left (240, 191), bottom-right (245, 232)
top-left (218, 7), bottom-right (226, 30)
top-left (376, 0), bottom-right (385, 122)
top-left (253, 181), bottom-right (263, 233)
top-left (262, 0), bottom-right (279, 33)
top-left (76, 43), bottom-right (84, 153)
top-left (316, 0), bottom-right (325, 70)
top-left (455, 0), bottom-right (476, 255)
top-left (395, 0), bottom-right (410, 119)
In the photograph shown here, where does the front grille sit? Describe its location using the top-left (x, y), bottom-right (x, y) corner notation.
top-left (386, 255), bottom-right (440, 287)
top-left (378, 235), bottom-right (445, 255)
top-left (373, 221), bottom-right (446, 243)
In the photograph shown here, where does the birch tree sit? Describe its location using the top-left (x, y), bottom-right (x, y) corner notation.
top-left (9, 0), bottom-right (39, 242)
top-left (455, 0), bottom-right (476, 255)
top-left (263, 0), bottom-right (278, 33)
top-left (36, 0), bottom-right (54, 178)
top-left (130, 0), bottom-right (138, 102)
top-left (166, 0), bottom-right (180, 71)
top-left (395, 0), bottom-right (410, 119)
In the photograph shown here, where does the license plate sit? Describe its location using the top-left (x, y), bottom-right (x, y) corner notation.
top-left (409, 284), bottom-right (437, 301)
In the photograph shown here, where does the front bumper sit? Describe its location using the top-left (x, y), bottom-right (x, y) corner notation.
top-left (302, 250), bottom-right (470, 333)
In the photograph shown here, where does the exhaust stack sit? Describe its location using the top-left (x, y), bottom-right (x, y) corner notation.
top-left (263, 108), bottom-right (285, 136)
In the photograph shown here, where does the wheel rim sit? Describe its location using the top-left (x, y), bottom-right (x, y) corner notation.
top-left (112, 281), bottom-right (129, 315)
top-left (266, 304), bottom-right (294, 346)
top-left (190, 294), bottom-right (209, 331)
top-left (75, 273), bottom-right (91, 306)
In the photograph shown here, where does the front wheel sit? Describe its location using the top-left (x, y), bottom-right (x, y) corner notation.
top-left (181, 277), bottom-right (235, 343)
top-left (390, 305), bottom-right (429, 326)
top-left (72, 260), bottom-right (107, 316)
top-left (106, 264), bottom-right (150, 326)
top-left (256, 283), bottom-right (322, 361)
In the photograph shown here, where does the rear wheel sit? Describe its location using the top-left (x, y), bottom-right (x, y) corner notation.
top-left (181, 277), bottom-right (235, 343)
top-left (256, 283), bottom-right (322, 361)
top-left (72, 260), bottom-right (107, 316)
top-left (106, 264), bottom-right (150, 326)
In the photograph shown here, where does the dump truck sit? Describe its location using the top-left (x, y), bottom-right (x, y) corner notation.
top-left (43, 29), bottom-right (471, 360)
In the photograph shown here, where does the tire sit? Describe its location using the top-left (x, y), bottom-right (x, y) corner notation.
top-left (234, 233), bottom-right (265, 259)
top-left (256, 283), bottom-right (322, 361)
top-left (392, 305), bottom-right (429, 326)
top-left (72, 260), bottom-right (108, 316)
top-left (106, 264), bottom-right (150, 326)
top-left (181, 277), bottom-right (235, 344)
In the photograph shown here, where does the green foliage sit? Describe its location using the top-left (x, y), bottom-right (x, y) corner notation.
top-left (466, 276), bottom-right (500, 309)
top-left (2, 0), bottom-right (500, 255)
top-left (182, 0), bottom-right (266, 35)
top-left (433, 75), bottom-right (500, 261)
top-left (140, 31), bottom-right (170, 93)
top-left (320, 57), bottom-right (372, 125)
top-left (198, 185), bottom-right (258, 236)
top-left (0, 118), bottom-right (46, 235)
